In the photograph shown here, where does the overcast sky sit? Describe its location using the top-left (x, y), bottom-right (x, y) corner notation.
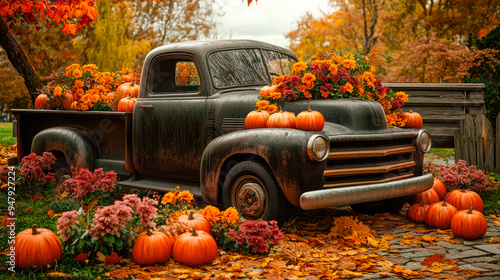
top-left (216, 0), bottom-right (331, 48)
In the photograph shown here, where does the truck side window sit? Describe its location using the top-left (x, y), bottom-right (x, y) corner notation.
top-left (208, 49), bottom-right (268, 88)
top-left (262, 50), bottom-right (296, 78)
top-left (152, 58), bottom-right (200, 94)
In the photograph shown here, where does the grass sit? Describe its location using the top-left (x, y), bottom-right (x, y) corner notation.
top-left (0, 122), bottom-right (16, 146)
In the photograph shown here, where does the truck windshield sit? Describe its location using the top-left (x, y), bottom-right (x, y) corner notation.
top-left (208, 49), bottom-right (296, 88)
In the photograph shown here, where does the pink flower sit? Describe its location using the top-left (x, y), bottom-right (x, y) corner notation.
top-left (57, 210), bottom-right (79, 241)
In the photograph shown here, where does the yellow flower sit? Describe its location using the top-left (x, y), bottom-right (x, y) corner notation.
top-left (220, 207), bottom-right (240, 224)
top-left (161, 192), bottom-right (176, 205)
top-left (396, 91), bottom-right (409, 102)
top-left (266, 104), bottom-right (279, 114)
top-left (301, 73), bottom-right (317, 85)
top-left (74, 80), bottom-right (84, 88)
top-left (292, 62), bottom-right (308, 74)
top-left (177, 190), bottom-right (194, 202)
top-left (256, 100), bottom-right (270, 110)
top-left (82, 64), bottom-right (98, 73)
top-left (272, 76), bottom-right (284, 85)
top-left (198, 205), bottom-right (220, 224)
top-left (303, 91), bottom-right (312, 99)
top-left (53, 86), bottom-right (63, 97)
top-left (329, 63), bottom-right (338, 76)
top-left (341, 59), bottom-right (357, 70)
top-left (376, 90), bottom-right (386, 99)
top-left (269, 91), bottom-right (282, 100)
top-left (72, 68), bottom-right (83, 78)
top-left (344, 82), bottom-right (354, 93)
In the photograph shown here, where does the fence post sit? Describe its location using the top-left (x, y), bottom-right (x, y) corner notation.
top-left (464, 114), bottom-right (476, 165)
top-left (475, 115), bottom-right (494, 171)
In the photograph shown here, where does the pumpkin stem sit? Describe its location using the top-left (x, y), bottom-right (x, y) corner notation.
top-left (32, 224), bottom-right (39, 235)
top-left (188, 211), bottom-right (195, 220)
top-left (146, 227), bottom-right (153, 236)
top-left (419, 202), bottom-right (425, 207)
top-left (191, 226), bottom-right (198, 237)
top-left (442, 201), bottom-right (448, 206)
top-left (307, 105), bottom-right (312, 112)
top-left (467, 207), bottom-right (474, 214)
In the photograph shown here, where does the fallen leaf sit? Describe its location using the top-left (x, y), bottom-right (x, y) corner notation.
top-left (46, 272), bottom-right (70, 278)
top-left (74, 252), bottom-right (88, 262)
top-left (105, 252), bottom-right (122, 266)
top-left (95, 251), bottom-right (106, 263)
top-left (421, 254), bottom-right (444, 267)
top-left (48, 210), bottom-right (62, 218)
top-left (22, 208), bottom-right (32, 213)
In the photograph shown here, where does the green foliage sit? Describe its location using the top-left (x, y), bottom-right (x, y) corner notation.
top-left (0, 122), bottom-right (16, 146)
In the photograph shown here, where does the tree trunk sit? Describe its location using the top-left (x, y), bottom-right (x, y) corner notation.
top-left (0, 15), bottom-right (42, 103)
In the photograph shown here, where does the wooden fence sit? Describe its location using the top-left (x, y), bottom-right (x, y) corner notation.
top-left (454, 113), bottom-right (500, 173)
top-left (383, 83), bottom-right (486, 148)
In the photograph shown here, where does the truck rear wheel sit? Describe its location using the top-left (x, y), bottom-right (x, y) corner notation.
top-left (222, 161), bottom-right (289, 224)
top-left (51, 161), bottom-right (72, 185)
top-left (350, 196), bottom-right (409, 214)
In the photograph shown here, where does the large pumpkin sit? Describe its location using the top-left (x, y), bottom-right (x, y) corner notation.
top-left (245, 110), bottom-right (270, 129)
top-left (405, 110), bottom-right (423, 129)
top-left (406, 202), bottom-right (430, 223)
top-left (117, 97), bottom-right (137, 113)
top-left (173, 227), bottom-right (218, 266)
top-left (266, 111), bottom-right (296, 128)
top-left (451, 207), bottom-right (488, 240)
top-left (177, 211), bottom-right (212, 235)
top-left (432, 178), bottom-right (447, 200)
top-left (411, 188), bottom-right (440, 205)
top-left (132, 228), bottom-right (175, 265)
top-left (34, 94), bottom-right (50, 109)
top-left (296, 105), bottom-right (325, 131)
top-left (15, 224), bottom-right (62, 269)
top-left (444, 189), bottom-right (483, 212)
top-left (116, 82), bottom-right (140, 98)
top-left (425, 201), bottom-right (458, 230)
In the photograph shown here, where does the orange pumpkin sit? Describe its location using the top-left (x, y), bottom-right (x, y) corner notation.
top-left (116, 82), bottom-right (140, 98)
top-left (62, 92), bottom-right (74, 110)
top-left (404, 110), bottom-right (423, 129)
top-left (132, 228), bottom-right (175, 265)
top-left (425, 201), bottom-right (458, 230)
top-left (296, 105), bottom-right (325, 131)
top-left (411, 188), bottom-right (440, 205)
top-left (177, 211), bottom-right (212, 235)
top-left (117, 97), bottom-right (137, 113)
top-left (173, 227), bottom-right (218, 266)
top-left (444, 189), bottom-right (483, 212)
top-left (406, 202), bottom-right (430, 223)
top-left (432, 178), bottom-right (447, 200)
top-left (451, 207), bottom-right (488, 240)
top-left (121, 74), bottom-right (135, 83)
top-left (245, 110), bottom-right (270, 129)
top-left (35, 94), bottom-right (50, 109)
top-left (15, 224), bottom-right (62, 269)
top-left (259, 85), bottom-right (277, 98)
top-left (266, 111), bottom-right (296, 128)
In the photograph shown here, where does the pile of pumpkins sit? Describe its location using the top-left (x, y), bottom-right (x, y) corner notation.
top-left (245, 105), bottom-right (325, 131)
top-left (13, 211), bottom-right (216, 270)
top-left (407, 178), bottom-right (488, 240)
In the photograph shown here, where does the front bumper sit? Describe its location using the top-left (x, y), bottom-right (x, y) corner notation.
top-left (299, 173), bottom-right (433, 210)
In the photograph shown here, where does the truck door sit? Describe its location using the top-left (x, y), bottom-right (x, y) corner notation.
top-left (133, 54), bottom-right (207, 180)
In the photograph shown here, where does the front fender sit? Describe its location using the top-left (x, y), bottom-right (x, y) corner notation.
top-left (200, 128), bottom-right (326, 206)
top-left (31, 127), bottom-right (98, 170)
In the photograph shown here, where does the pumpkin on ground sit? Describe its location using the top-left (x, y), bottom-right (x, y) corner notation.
top-left (432, 178), bottom-right (447, 200)
top-left (245, 110), bottom-right (270, 129)
top-left (405, 110), bottom-right (423, 129)
top-left (407, 202), bottom-right (430, 223)
top-left (411, 188), bottom-right (440, 205)
top-left (116, 82), bottom-right (140, 98)
top-left (117, 97), bottom-right (137, 113)
top-left (14, 224), bottom-right (62, 269)
top-left (425, 201), bottom-right (458, 230)
top-left (177, 211), bottom-right (212, 235)
top-left (266, 111), bottom-right (296, 128)
top-left (296, 105), bottom-right (325, 131)
top-left (173, 227), bottom-right (218, 266)
top-left (132, 228), bottom-right (175, 265)
top-left (35, 94), bottom-right (50, 109)
top-left (444, 189), bottom-right (483, 212)
top-left (451, 207), bottom-right (488, 240)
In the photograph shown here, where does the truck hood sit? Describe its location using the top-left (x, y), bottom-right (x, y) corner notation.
top-left (215, 90), bottom-right (391, 136)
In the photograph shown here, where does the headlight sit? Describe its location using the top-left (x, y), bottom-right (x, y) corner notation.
top-left (307, 135), bottom-right (330, 162)
top-left (416, 130), bottom-right (432, 153)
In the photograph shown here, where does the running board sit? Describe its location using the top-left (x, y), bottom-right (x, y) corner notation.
top-left (117, 178), bottom-right (202, 197)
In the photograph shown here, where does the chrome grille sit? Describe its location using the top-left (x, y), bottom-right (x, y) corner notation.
top-left (324, 137), bottom-right (416, 188)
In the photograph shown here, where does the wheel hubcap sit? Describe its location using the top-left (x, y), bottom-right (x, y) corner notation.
top-left (233, 176), bottom-right (267, 219)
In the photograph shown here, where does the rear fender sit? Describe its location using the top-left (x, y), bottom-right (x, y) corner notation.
top-left (31, 127), bottom-right (98, 170)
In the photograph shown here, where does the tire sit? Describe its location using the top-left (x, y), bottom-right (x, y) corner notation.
top-left (51, 161), bottom-right (72, 185)
top-left (222, 161), bottom-right (290, 224)
top-left (350, 196), bottom-right (409, 214)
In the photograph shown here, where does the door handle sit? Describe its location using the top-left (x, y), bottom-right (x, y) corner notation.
top-left (139, 105), bottom-right (153, 109)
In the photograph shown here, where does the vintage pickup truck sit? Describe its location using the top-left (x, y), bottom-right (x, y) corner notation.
top-left (12, 40), bottom-right (433, 223)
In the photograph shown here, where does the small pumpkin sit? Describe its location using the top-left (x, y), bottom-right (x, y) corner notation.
top-left (116, 82), bottom-right (140, 98)
top-left (132, 228), bottom-right (175, 265)
top-left (406, 202), bottom-right (430, 223)
top-left (15, 224), bottom-right (62, 269)
top-left (117, 97), bottom-right (137, 113)
top-left (444, 189), bottom-right (483, 212)
top-left (451, 207), bottom-right (488, 240)
top-left (259, 85), bottom-right (277, 98)
top-left (121, 74), bottom-right (135, 83)
top-left (432, 178), bottom-right (447, 200)
top-left (405, 110), bottom-right (423, 129)
top-left (35, 94), bottom-right (50, 109)
top-left (296, 105), bottom-right (325, 131)
top-left (266, 110), bottom-right (296, 128)
top-left (173, 227), bottom-right (218, 266)
top-left (177, 211), bottom-right (212, 235)
top-left (245, 110), bottom-right (270, 129)
top-left (62, 92), bottom-right (74, 110)
top-left (411, 188), bottom-right (440, 205)
top-left (425, 201), bottom-right (458, 230)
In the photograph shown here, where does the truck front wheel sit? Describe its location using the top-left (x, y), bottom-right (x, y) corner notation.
top-left (222, 161), bottom-right (289, 224)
